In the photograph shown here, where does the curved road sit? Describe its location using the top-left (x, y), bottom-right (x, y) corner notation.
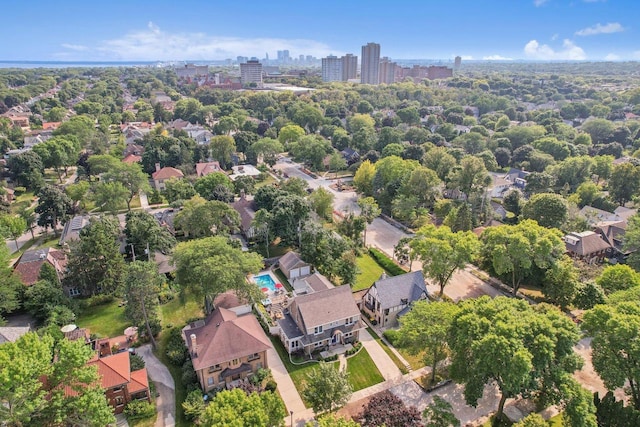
top-left (137, 344), bottom-right (176, 427)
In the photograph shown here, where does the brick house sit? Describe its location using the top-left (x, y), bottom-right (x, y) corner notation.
top-left (182, 307), bottom-right (271, 392)
top-left (151, 163), bottom-right (184, 191)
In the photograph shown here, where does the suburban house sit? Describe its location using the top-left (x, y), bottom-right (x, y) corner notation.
top-left (579, 205), bottom-right (623, 225)
top-left (151, 163), bottom-right (184, 191)
top-left (87, 351), bottom-right (151, 414)
top-left (231, 194), bottom-right (258, 239)
top-left (362, 271), bottom-right (428, 327)
top-left (278, 285), bottom-right (363, 355)
top-left (594, 220), bottom-right (629, 260)
top-left (182, 307), bottom-right (271, 392)
top-left (13, 247), bottom-right (67, 287)
top-left (195, 161), bottom-right (223, 177)
top-left (489, 174), bottom-right (513, 199)
top-left (122, 154), bottom-right (142, 164)
top-left (504, 168), bottom-right (529, 190)
top-left (0, 326), bottom-right (31, 344)
top-left (340, 147), bottom-right (360, 165)
top-left (292, 272), bottom-right (335, 295)
top-left (278, 251), bottom-right (311, 280)
top-left (564, 231), bottom-right (611, 263)
top-left (59, 215), bottom-right (91, 246)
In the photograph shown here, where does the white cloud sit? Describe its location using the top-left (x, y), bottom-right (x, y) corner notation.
top-left (534, 0), bottom-right (550, 6)
top-left (61, 43), bottom-right (89, 51)
top-left (632, 51), bottom-right (640, 60)
top-left (61, 22), bottom-right (335, 60)
top-left (524, 39), bottom-right (587, 60)
top-left (575, 22), bottom-right (624, 36)
top-left (483, 55), bottom-right (513, 60)
top-left (604, 53), bottom-right (620, 61)
top-left (460, 55), bottom-right (474, 60)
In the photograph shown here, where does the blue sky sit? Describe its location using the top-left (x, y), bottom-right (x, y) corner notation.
top-left (1, 0), bottom-right (638, 61)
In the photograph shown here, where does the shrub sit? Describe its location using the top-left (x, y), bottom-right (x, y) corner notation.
top-left (124, 400), bottom-right (155, 420)
top-left (78, 294), bottom-right (115, 309)
top-left (129, 353), bottom-right (145, 371)
top-left (165, 327), bottom-right (188, 366)
top-left (265, 379), bottom-right (278, 392)
top-left (369, 248), bottom-right (405, 276)
top-left (13, 186), bottom-right (27, 195)
top-left (182, 390), bottom-right (205, 422)
top-left (181, 359), bottom-right (198, 387)
top-left (382, 329), bottom-right (399, 345)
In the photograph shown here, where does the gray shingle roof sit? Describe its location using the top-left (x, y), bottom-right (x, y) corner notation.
top-left (370, 271), bottom-right (428, 310)
top-left (294, 286), bottom-right (360, 329)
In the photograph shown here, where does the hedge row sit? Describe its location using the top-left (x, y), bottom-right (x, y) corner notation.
top-left (368, 248), bottom-right (405, 277)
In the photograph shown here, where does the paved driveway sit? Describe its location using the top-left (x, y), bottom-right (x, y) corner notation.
top-left (137, 345), bottom-right (175, 427)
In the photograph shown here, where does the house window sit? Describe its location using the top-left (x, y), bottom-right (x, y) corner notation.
top-left (112, 386), bottom-right (124, 392)
top-left (384, 309), bottom-right (389, 316)
top-left (248, 353), bottom-right (260, 361)
top-left (209, 364), bottom-right (221, 373)
top-left (344, 332), bottom-right (352, 338)
top-left (207, 377), bottom-right (214, 386)
top-left (314, 341), bottom-right (323, 347)
top-left (68, 288), bottom-right (80, 297)
top-left (231, 358), bottom-right (240, 366)
top-left (115, 396), bottom-right (124, 406)
top-left (314, 326), bottom-right (323, 335)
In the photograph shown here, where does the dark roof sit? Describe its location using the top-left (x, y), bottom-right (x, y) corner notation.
top-left (564, 231), bottom-right (611, 256)
top-left (14, 248), bottom-right (66, 286)
top-left (0, 326), bottom-right (31, 344)
top-left (231, 196), bottom-right (256, 232)
top-left (59, 215), bottom-right (90, 245)
top-left (279, 251), bottom-right (308, 272)
top-left (594, 221), bottom-right (628, 253)
top-left (366, 271), bottom-right (428, 310)
top-left (183, 308), bottom-right (271, 372)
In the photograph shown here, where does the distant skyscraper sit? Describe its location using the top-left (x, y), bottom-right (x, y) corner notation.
top-left (361, 42), bottom-right (380, 84)
top-left (454, 56), bottom-right (462, 70)
top-left (240, 60), bottom-right (263, 87)
top-left (378, 57), bottom-right (397, 84)
top-left (322, 55), bottom-right (343, 82)
top-left (342, 54), bottom-right (357, 81)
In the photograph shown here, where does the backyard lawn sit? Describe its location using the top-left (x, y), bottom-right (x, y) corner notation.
top-left (10, 191), bottom-right (35, 214)
top-left (346, 347), bottom-right (384, 391)
top-left (76, 300), bottom-right (130, 338)
top-left (353, 253), bottom-right (388, 291)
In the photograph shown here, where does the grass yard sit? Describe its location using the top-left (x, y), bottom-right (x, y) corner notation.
top-left (76, 300), bottom-right (130, 338)
top-left (10, 191), bottom-right (35, 214)
top-left (353, 253), bottom-right (389, 291)
top-left (255, 174), bottom-right (277, 189)
top-left (273, 268), bottom-right (293, 292)
top-left (156, 291), bottom-right (204, 427)
top-left (396, 346), bottom-right (426, 371)
top-left (365, 327), bottom-right (408, 374)
top-left (346, 348), bottom-right (384, 391)
top-left (128, 416), bottom-right (156, 427)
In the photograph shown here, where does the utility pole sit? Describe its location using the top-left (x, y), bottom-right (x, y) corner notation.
top-left (130, 243), bottom-right (136, 262)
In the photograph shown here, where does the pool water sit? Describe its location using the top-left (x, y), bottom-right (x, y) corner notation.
top-left (254, 273), bottom-right (277, 293)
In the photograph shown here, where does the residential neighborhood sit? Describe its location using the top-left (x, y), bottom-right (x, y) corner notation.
top-left (3, 6), bottom-right (640, 426)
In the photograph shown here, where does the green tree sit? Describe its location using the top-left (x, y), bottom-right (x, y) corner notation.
top-left (503, 190), bottom-right (524, 218)
top-left (278, 124), bottom-right (306, 147)
top-left (596, 264), bottom-right (640, 294)
top-left (35, 184), bottom-right (72, 234)
top-left (32, 135), bottom-right (80, 182)
top-left (194, 172), bottom-right (234, 200)
top-left (513, 413), bottom-right (547, 427)
top-left (422, 396), bottom-right (460, 427)
top-left (172, 236), bottom-right (263, 305)
top-left (609, 162), bottom-right (640, 205)
top-left (309, 187), bottom-right (335, 220)
top-left (249, 137), bottom-right (283, 165)
top-left (423, 147), bottom-right (457, 182)
top-left (124, 211), bottom-right (176, 260)
top-left (124, 261), bottom-right (162, 349)
top-left (480, 220), bottom-right (565, 295)
top-left (353, 160), bottom-right (376, 196)
top-left (0, 245), bottom-right (20, 321)
top-left (65, 181), bottom-right (90, 211)
top-left (449, 297), bottom-right (585, 422)
top-left (448, 156), bottom-right (491, 197)
top-left (309, 415), bottom-right (361, 427)
top-left (398, 301), bottom-right (460, 383)
top-left (410, 224), bottom-right (480, 296)
top-left (624, 213), bottom-right (640, 270)
top-left (64, 216), bottom-right (125, 296)
top-left (162, 177), bottom-right (196, 203)
top-left (271, 194), bottom-right (310, 246)
top-left (252, 209), bottom-right (272, 257)
top-left (357, 196), bottom-right (381, 245)
top-left (328, 151), bottom-right (347, 178)
top-left (209, 135), bottom-right (236, 168)
top-left (174, 196), bottom-right (240, 238)
top-left (581, 118), bottom-right (615, 144)
top-left (543, 255), bottom-right (580, 310)
top-left (91, 181), bottom-right (128, 213)
top-left (104, 162), bottom-right (150, 211)
top-left (522, 193), bottom-right (568, 228)
top-left (302, 362), bottom-right (353, 415)
top-left (0, 214), bottom-right (26, 249)
top-left (200, 388), bottom-right (285, 427)
top-left (583, 302), bottom-right (640, 410)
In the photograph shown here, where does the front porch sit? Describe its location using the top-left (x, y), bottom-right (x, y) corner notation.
top-left (320, 343), bottom-right (353, 359)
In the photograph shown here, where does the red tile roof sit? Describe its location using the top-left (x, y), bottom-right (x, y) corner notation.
top-left (42, 122), bottom-right (61, 130)
top-left (129, 368), bottom-right (149, 394)
top-left (195, 161), bottom-right (222, 177)
top-left (88, 351), bottom-right (130, 389)
top-left (122, 154), bottom-right (142, 164)
top-left (14, 248), bottom-right (66, 286)
top-left (152, 167), bottom-right (184, 180)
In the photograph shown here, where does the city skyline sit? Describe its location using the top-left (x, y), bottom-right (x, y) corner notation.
top-left (0, 0), bottom-right (638, 62)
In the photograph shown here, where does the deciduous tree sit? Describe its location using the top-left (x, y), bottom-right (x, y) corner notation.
top-left (124, 211), bottom-right (176, 259)
top-left (522, 192), bottom-right (568, 228)
top-left (302, 362), bottom-right (352, 415)
top-left (35, 184), bottom-right (72, 234)
top-left (358, 390), bottom-right (422, 427)
top-left (422, 396), bottom-right (460, 427)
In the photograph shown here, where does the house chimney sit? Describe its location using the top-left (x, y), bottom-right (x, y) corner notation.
top-left (155, 163), bottom-right (161, 172)
top-left (190, 333), bottom-right (197, 357)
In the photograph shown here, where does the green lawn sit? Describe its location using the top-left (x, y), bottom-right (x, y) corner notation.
top-left (255, 174), bottom-right (277, 189)
top-left (353, 253), bottom-right (388, 291)
top-left (10, 191), bottom-right (35, 214)
top-left (273, 268), bottom-right (293, 292)
top-left (76, 300), bottom-right (130, 338)
top-left (346, 347), bottom-right (384, 391)
top-left (365, 327), bottom-right (408, 374)
top-left (157, 291), bottom-right (204, 427)
top-left (396, 346), bottom-right (426, 371)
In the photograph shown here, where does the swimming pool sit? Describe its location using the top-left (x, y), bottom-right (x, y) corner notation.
top-left (254, 273), bottom-right (277, 293)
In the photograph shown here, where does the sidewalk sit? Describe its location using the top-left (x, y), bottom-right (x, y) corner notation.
top-left (359, 328), bottom-right (403, 381)
top-left (268, 347), bottom-right (306, 426)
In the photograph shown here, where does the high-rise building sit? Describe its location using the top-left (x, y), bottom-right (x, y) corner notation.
top-left (277, 50), bottom-right (291, 63)
top-left (378, 57), bottom-right (397, 84)
top-left (341, 54), bottom-right (358, 81)
top-left (322, 55), bottom-right (343, 82)
top-left (361, 42), bottom-right (380, 84)
top-left (454, 56), bottom-right (462, 70)
top-left (240, 60), bottom-right (263, 87)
